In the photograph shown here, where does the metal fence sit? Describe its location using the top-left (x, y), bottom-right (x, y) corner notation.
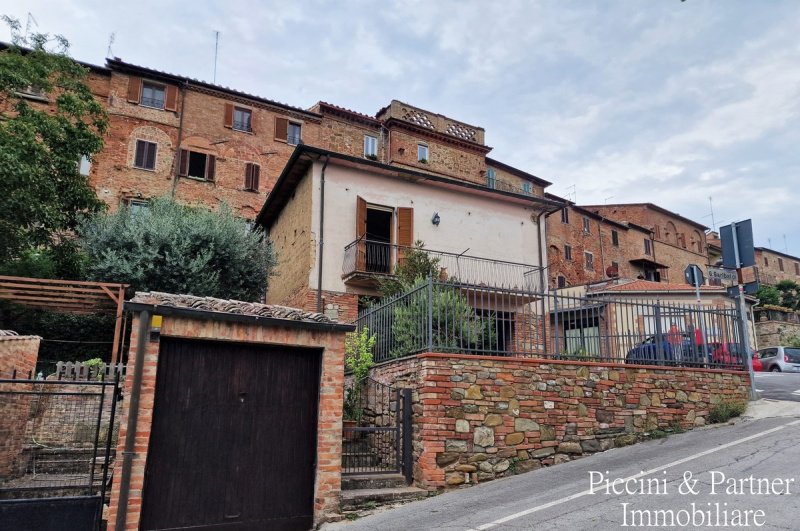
top-left (0, 371), bottom-right (121, 507)
top-left (343, 239), bottom-right (544, 292)
top-left (355, 277), bottom-right (748, 370)
top-left (342, 377), bottom-right (412, 480)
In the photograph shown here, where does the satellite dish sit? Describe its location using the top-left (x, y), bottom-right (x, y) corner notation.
top-left (606, 265), bottom-right (619, 278)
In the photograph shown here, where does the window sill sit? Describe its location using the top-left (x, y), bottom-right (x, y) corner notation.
top-left (139, 103), bottom-right (166, 111)
top-left (232, 127), bottom-right (254, 135)
top-left (243, 188), bottom-right (260, 193)
top-left (132, 166), bottom-right (157, 172)
top-left (183, 175), bottom-right (214, 183)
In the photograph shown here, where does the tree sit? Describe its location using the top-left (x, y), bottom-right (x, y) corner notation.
top-left (378, 241), bottom-right (441, 297)
top-left (755, 285), bottom-right (782, 307)
top-left (78, 197), bottom-right (277, 301)
top-left (775, 280), bottom-right (800, 311)
top-left (0, 17), bottom-right (108, 264)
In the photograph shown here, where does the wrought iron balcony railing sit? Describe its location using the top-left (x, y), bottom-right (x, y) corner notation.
top-left (342, 238), bottom-right (544, 293)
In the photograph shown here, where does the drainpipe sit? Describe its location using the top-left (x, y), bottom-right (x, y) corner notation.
top-left (316, 156), bottom-right (330, 313)
top-left (537, 210), bottom-right (549, 352)
top-left (115, 309), bottom-right (150, 531)
top-left (170, 81), bottom-right (189, 197)
top-left (597, 216), bottom-right (605, 278)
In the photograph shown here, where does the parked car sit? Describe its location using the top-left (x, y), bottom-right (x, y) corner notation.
top-left (757, 346), bottom-right (800, 373)
top-left (626, 333), bottom-right (713, 366)
top-left (711, 342), bottom-right (748, 369)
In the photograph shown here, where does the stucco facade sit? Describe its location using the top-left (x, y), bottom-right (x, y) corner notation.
top-left (259, 146), bottom-right (562, 319)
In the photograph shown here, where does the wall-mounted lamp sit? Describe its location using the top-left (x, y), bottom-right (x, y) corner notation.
top-left (431, 212), bottom-right (441, 226)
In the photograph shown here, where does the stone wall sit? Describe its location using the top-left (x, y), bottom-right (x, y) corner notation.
top-left (0, 334), bottom-right (40, 480)
top-left (370, 353), bottom-right (750, 491)
top-left (755, 309), bottom-right (800, 348)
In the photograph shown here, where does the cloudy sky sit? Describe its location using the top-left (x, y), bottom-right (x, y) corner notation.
top-left (3, 1), bottom-right (799, 256)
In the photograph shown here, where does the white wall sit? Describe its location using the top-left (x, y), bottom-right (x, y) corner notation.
top-left (310, 161), bottom-right (545, 293)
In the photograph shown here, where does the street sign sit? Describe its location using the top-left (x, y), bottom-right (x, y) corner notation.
top-left (684, 264), bottom-right (705, 287)
top-left (707, 266), bottom-right (737, 283)
top-left (720, 220), bottom-right (755, 268)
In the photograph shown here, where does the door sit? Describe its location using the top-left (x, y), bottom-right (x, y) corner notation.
top-left (140, 338), bottom-right (321, 531)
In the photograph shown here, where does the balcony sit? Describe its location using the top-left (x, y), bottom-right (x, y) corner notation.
top-left (342, 239), bottom-right (544, 293)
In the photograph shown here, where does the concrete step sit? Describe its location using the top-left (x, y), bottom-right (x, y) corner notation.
top-left (340, 486), bottom-right (428, 510)
top-left (341, 473), bottom-right (408, 491)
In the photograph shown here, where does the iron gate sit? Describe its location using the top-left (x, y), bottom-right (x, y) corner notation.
top-left (0, 370), bottom-right (121, 531)
top-left (342, 377), bottom-right (412, 482)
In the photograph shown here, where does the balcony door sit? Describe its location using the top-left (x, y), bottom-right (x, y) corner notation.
top-left (356, 197), bottom-right (413, 274)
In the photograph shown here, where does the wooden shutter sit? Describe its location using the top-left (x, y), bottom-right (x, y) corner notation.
top-left (397, 207), bottom-right (414, 266)
top-left (244, 163), bottom-right (253, 190)
top-left (164, 85), bottom-right (178, 111)
top-left (252, 164), bottom-right (260, 191)
top-left (275, 117), bottom-right (288, 141)
top-left (178, 149), bottom-right (189, 177)
top-left (127, 76), bottom-right (142, 103)
top-left (244, 163), bottom-right (259, 190)
top-left (356, 196), bottom-right (367, 271)
top-left (206, 155), bottom-right (216, 181)
top-left (224, 103), bottom-right (234, 128)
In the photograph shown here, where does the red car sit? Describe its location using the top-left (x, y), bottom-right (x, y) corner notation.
top-left (712, 343), bottom-right (762, 371)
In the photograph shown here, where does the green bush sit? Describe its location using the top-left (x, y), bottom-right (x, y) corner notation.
top-left (78, 197), bottom-right (276, 301)
top-left (391, 277), bottom-right (496, 357)
top-left (708, 401), bottom-right (747, 424)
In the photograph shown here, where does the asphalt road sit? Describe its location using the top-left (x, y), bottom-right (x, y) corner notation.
top-left (754, 372), bottom-right (800, 402)
top-left (326, 415), bottom-right (800, 531)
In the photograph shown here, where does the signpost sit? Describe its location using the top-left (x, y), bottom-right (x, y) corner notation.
top-left (684, 265), bottom-right (709, 366)
top-left (720, 220), bottom-right (758, 400)
top-left (707, 266), bottom-right (737, 284)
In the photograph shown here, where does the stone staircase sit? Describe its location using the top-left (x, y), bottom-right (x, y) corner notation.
top-left (340, 473), bottom-right (427, 511)
top-left (341, 437), bottom-right (426, 511)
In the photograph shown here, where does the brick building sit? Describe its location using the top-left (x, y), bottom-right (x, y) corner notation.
top-left (545, 202), bottom-right (655, 289)
top-left (754, 247), bottom-right (800, 286)
top-left (569, 202), bottom-right (710, 286)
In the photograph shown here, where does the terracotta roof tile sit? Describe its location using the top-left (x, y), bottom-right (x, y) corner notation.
top-left (130, 292), bottom-right (335, 323)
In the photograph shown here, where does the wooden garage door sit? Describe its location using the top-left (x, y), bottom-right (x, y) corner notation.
top-left (140, 338), bottom-right (321, 531)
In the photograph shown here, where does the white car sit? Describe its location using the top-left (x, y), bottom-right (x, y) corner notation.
top-left (757, 346), bottom-right (800, 372)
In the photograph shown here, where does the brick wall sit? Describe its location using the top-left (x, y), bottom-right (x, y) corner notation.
top-left (547, 206), bottom-right (650, 287)
top-left (584, 204), bottom-right (708, 284)
top-left (267, 171), bottom-right (315, 305)
top-left (316, 114), bottom-right (383, 161)
top-left (0, 334), bottom-right (40, 480)
top-left (106, 312), bottom-right (347, 530)
top-left (370, 353), bottom-right (750, 491)
top-left (388, 129), bottom-right (486, 184)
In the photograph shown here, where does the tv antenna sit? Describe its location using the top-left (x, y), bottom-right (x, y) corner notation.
top-left (213, 30), bottom-right (220, 83)
top-left (25, 13), bottom-right (38, 39)
top-left (106, 32), bottom-right (115, 58)
top-left (708, 196), bottom-right (716, 232)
